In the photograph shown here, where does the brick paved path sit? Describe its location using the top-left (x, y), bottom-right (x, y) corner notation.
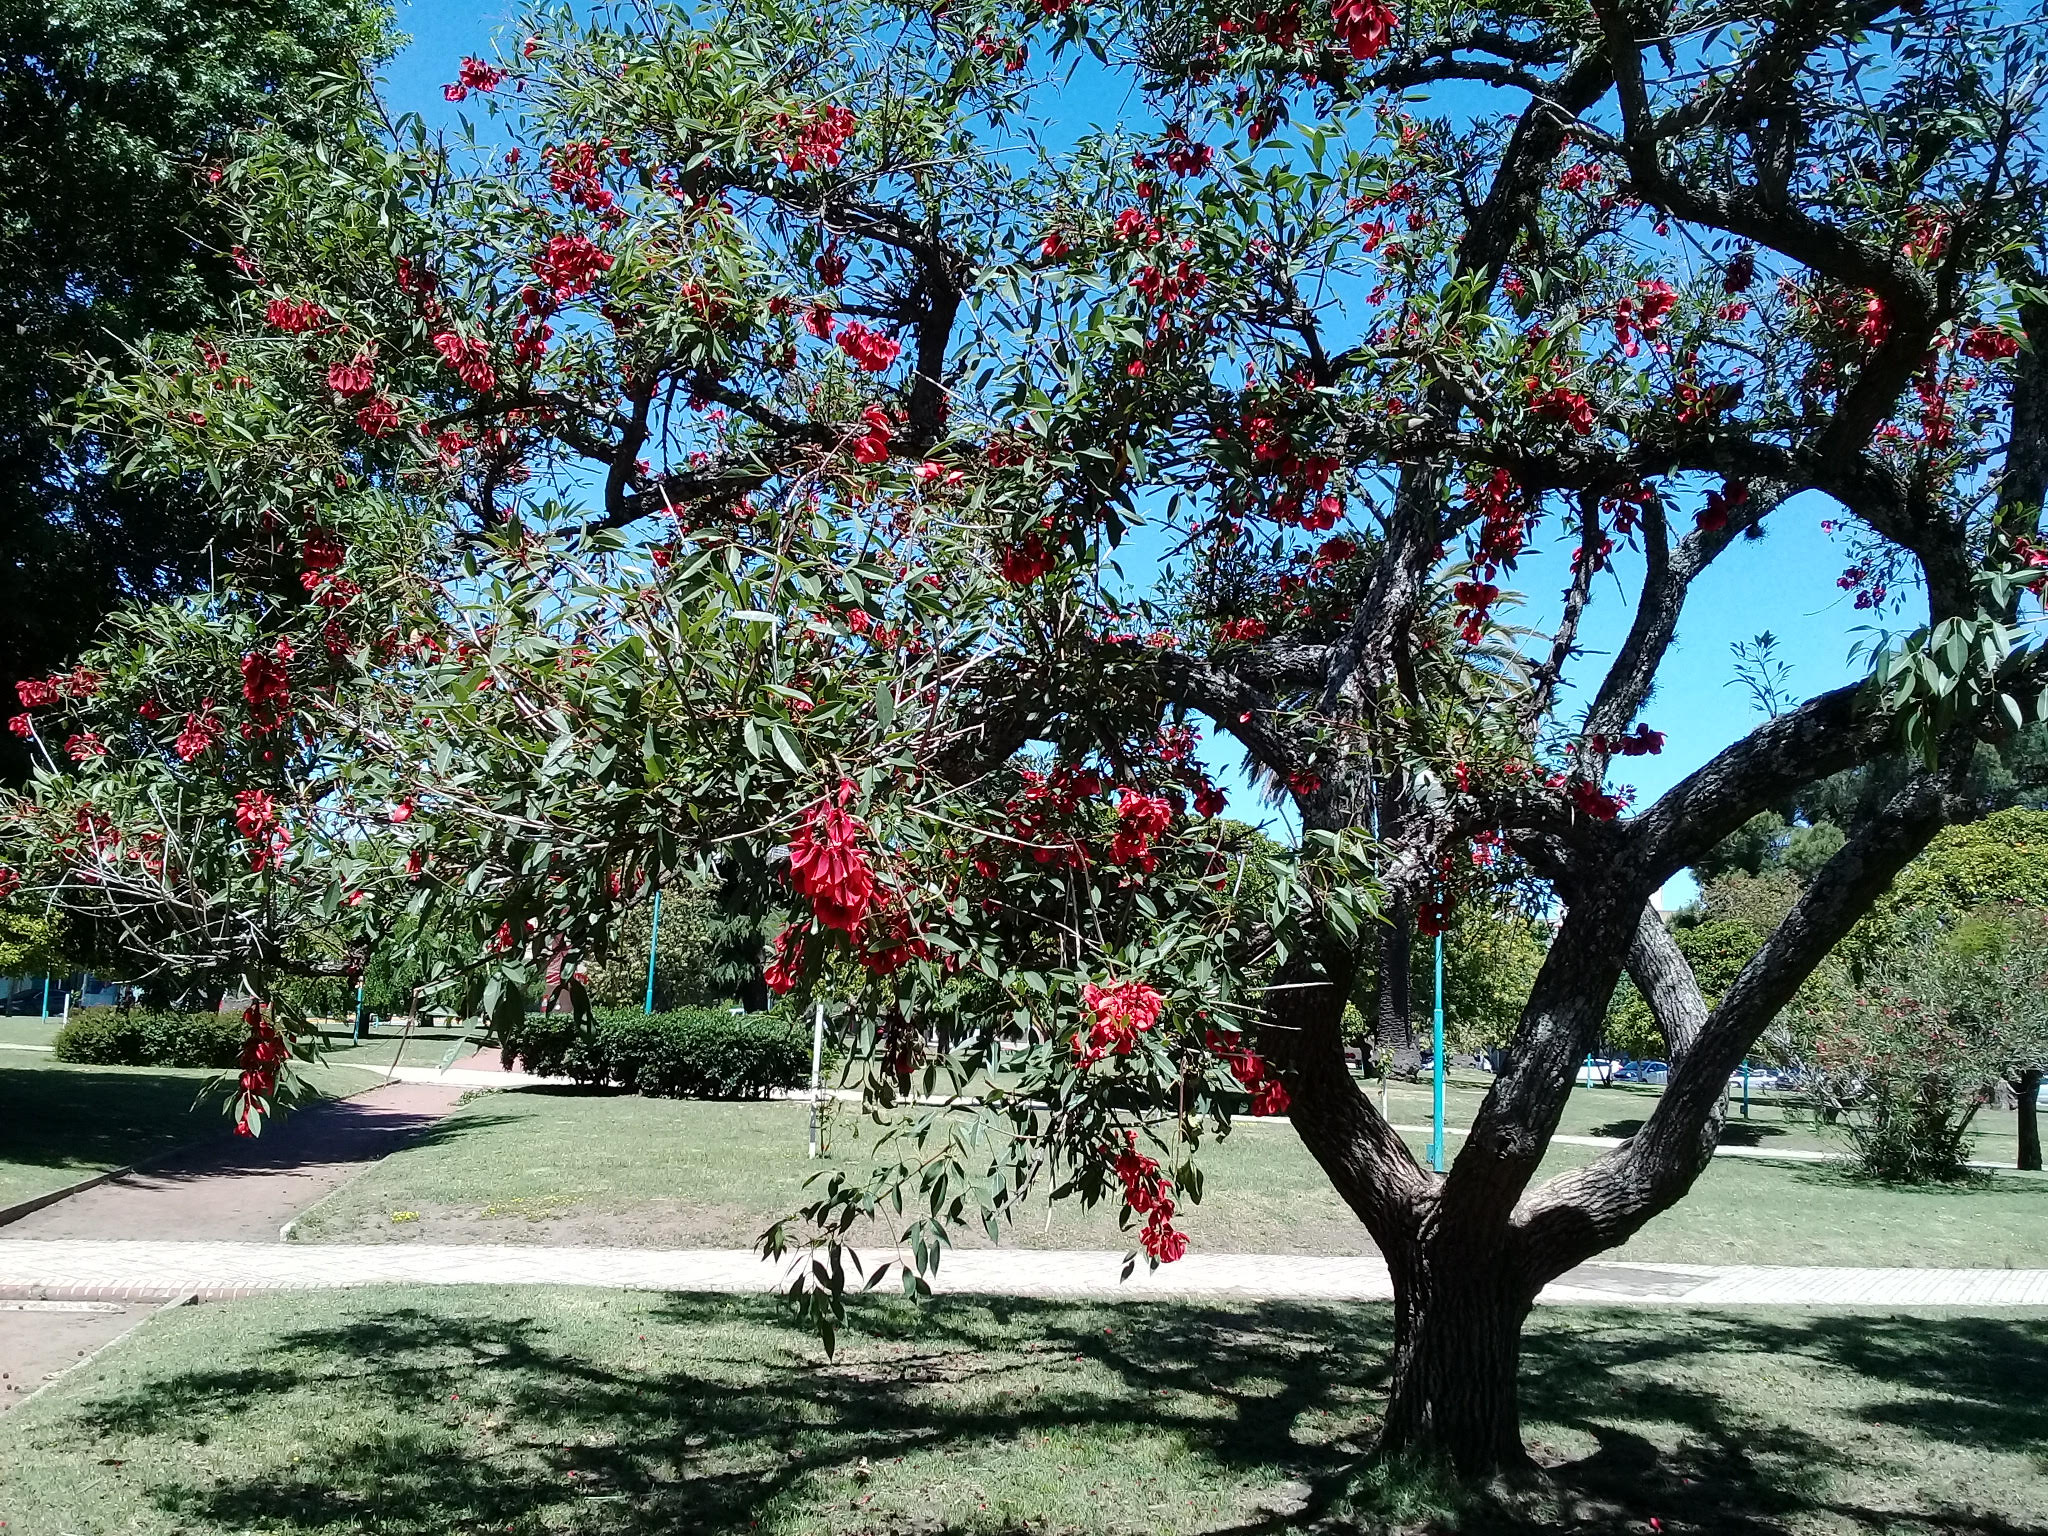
top-left (3, 1238), bottom-right (2044, 1308)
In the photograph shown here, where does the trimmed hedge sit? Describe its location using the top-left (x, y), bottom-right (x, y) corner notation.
top-left (51, 1009), bottom-right (247, 1069)
top-left (498, 1007), bottom-right (808, 1099)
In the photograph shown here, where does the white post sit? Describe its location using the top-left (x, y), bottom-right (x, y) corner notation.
top-left (808, 1001), bottom-right (826, 1158)
top-left (61, 985), bottom-right (71, 1024)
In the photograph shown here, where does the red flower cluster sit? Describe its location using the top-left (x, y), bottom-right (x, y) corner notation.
top-left (0, 865), bottom-right (18, 901)
top-left (999, 532), bottom-right (1058, 585)
top-left (1526, 380), bottom-right (1595, 434)
top-left (1962, 325), bottom-right (2019, 362)
top-left (788, 780), bottom-right (880, 933)
top-left (232, 1003), bottom-right (289, 1135)
top-left (64, 731), bottom-right (106, 763)
top-left (327, 356), bottom-right (375, 397)
top-left (1207, 1028), bottom-right (1290, 1115)
top-left (533, 233), bottom-right (614, 301)
top-left (1038, 231), bottom-right (1070, 261)
top-left (264, 298), bottom-right (327, 334)
top-left (443, 56), bottom-right (505, 101)
top-left (174, 701), bottom-right (222, 763)
top-left (764, 925), bottom-right (807, 995)
top-left (1330, 0), bottom-right (1396, 59)
top-left (1110, 788), bottom-right (1173, 868)
top-left (1452, 579), bottom-right (1500, 645)
top-left (354, 397), bottom-right (402, 437)
top-left (1589, 723), bottom-right (1664, 757)
top-left (1567, 779), bottom-right (1623, 821)
top-left (1614, 278), bottom-right (1677, 357)
top-left (1216, 616), bottom-right (1267, 642)
top-left (240, 640), bottom-right (293, 736)
top-left (851, 405), bottom-right (892, 464)
top-left (543, 140), bottom-right (620, 221)
top-left (1694, 478), bottom-right (1748, 533)
top-left (432, 331), bottom-right (497, 393)
top-left (775, 105), bottom-right (859, 172)
top-left (1073, 980), bottom-right (1166, 1066)
top-left (1111, 1134), bottom-right (1186, 1262)
top-left (836, 322), bottom-right (901, 372)
top-left (233, 789), bottom-right (292, 872)
top-left (1112, 208), bottom-right (1161, 244)
top-left (1161, 125), bottom-right (1214, 177)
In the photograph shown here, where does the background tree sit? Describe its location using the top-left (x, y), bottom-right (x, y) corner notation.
top-left (0, 0), bottom-right (388, 782)
top-left (8, 0), bottom-right (2048, 1481)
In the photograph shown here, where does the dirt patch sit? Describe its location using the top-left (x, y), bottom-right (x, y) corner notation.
top-left (0, 1300), bottom-right (159, 1413)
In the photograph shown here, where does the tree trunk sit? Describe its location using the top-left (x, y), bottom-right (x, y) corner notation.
top-left (2018, 1070), bottom-right (2042, 1172)
top-left (1376, 897), bottom-right (1420, 1076)
top-left (1377, 1242), bottom-right (1533, 1474)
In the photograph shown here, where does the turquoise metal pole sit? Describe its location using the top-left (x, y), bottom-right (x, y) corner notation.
top-left (1430, 931), bottom-right (1446, 1173)
top-left (644, 890), bottom-right (662, 1014)
top-left (40, 974), bottom-right (50, 1020)
top-left (353, 981), bottom-right (366, 1043)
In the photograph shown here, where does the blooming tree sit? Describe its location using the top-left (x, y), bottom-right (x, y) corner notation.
top-left (7, 0), bottom-right (2048, 1474)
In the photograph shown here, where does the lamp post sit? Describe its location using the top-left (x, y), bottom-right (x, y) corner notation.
top-left (643, 889), bottom-right (662, 1015)
top-left (1429, 929), bottom-right (1446, 1173)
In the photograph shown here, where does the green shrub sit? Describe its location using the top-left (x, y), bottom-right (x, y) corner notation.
top-left (51, 1008), bottom-right (247, 1068)
top-left (497, 1007), bottom-right (808, 1099)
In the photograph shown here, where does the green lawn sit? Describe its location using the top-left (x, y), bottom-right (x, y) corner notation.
top-left (0, 1056), bottom-right (362, 1209)
top-left (1, 1287), bottom-right (2041, 1536)
top-left (286, 1087), bottom-right (2048, 1267)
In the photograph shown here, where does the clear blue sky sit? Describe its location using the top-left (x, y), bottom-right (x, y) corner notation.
top-left (380, 6), bottom-right (1891, 904)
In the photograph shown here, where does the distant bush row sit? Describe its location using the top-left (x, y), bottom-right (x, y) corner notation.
top-left (498, 1007), bottom-right (808, 1099)
top-left (51, 1009), bottom-right (246, 1068)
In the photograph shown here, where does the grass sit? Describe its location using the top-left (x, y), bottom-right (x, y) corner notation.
top-left (0, 1287), bottom-right (2042, 1536)
top-left (286, 1087), bottom-right (2048, 1267)
top-left (0, 1054), bottom-right (363, 1209)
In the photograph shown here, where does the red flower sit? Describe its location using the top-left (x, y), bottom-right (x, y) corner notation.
top-left (0, 866), bottom-right (18, 901)
top-left (850, 405), bottom-right (892, 465)
top-left (443, 56), bottom-right (505, 101)
top-left (234, 789), bottom-right (292, 872)
top-left (1073, 981), bottom-right (1166, 1066)
top-left (231, 1002), bottom-right (288, 1135)
top-left (533, 233), bottom-right (614, 300)
top-left (64, 731), bottom-right (106, 763)
top-left (1193, 784), bottom-right (1226, 817)
top-left (174, 702), bottom-right (222, 762)
top-left (1039, 231), bottom-right (1070, 260)
top-left (775, 105), bottom-right (859, 173)
top-left (997, 533), bottom-right (1057, 585)
top-left (787, 780), bottom-right (881, 933)
top-left (764, 924), bottom-right (808, 994)
top-left (327, 357), bottom-right (376, 397)
top-left (6, 713), bottom-right (30, 738)
top-left (1216, 616), bottom-right (1267, 642)
top-left (1567, 779), bottom-right (1623, 821)
top-left (1526, 381), bottom-right (1595, 435)
top-left (354, 396), bottom-right (403, 437)
top-left (1962, 325), bottom-right (2020, 362)
top-left (1330, 0), bottom-right (1396, 59)
top-left (836, 322), bottom-right (901, 372)
top-left (264, 298), bottom-right (328, 334)
top-left (431, 331), bottom-right (497, 392)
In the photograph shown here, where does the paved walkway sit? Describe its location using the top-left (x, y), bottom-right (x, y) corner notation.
top-left (2, 1238), bottom-right (2044, 1308)
top-left (3, 1079), bottom-right (468, 1242)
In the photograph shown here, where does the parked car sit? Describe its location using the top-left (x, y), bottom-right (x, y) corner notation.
top-left (1617, 1060), bottom-right (1669, 1086)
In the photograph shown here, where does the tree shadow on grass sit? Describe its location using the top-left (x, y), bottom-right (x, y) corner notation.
top-left (1507, 1312), bottom-right (2048, 1536)
top-left (31, 1298), bottom-right (2048, 1535)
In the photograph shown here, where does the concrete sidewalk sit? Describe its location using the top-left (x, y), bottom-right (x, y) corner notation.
top-left (3, 1238), bottom-right (2044, 1308)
